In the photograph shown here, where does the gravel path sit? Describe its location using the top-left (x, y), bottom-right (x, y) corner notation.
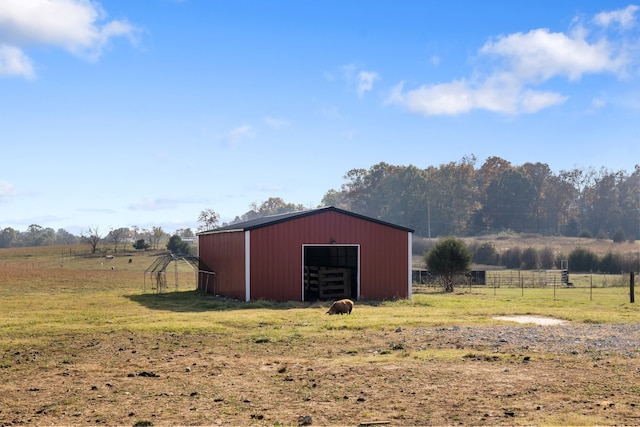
top-left (413, 323), bottom-right (640, 357)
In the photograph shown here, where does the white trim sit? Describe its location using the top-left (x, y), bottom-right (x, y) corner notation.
top-left (245, 230), bottom-right (251, 302)
top-left (197, 228), bottom-right (244, 236)
top-left (356, 247), bottom-right (361, 298)
top-left (300, 246), bottom-right (306, 301)
top-left (408, 232), bottom-right (413, 299)
top-left (301, 244), bottom-right (360, 301)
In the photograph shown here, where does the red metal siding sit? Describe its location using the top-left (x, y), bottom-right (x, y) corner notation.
top-left (249, 211), bottom-right (409, 301)
top-left (198, 231), bottom-right (246, 300)
top-left (356, 221), bottom-right (410, 300)
top-left (248, 224), bottom-right (302, 301)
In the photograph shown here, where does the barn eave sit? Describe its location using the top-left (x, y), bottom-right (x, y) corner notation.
top-left (196, 206), bottom-right (414, 235)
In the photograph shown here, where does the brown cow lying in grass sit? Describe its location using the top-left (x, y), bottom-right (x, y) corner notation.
top-left (326, 299), bottom-right (354, 315)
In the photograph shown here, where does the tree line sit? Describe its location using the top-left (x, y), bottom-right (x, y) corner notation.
top-left (3, 155), bottom-right (639, 249)
top-left (1, 196), bottom-right (304, 250)
top-left (0, 224), bottom-right (196, 252)
top-left (322, 156), bottom-right (640, 239)
top-left (0, 196), bottom-right (305, 250)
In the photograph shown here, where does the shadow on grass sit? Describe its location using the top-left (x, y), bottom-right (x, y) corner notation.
top-left (126, 290), bottom-right (393, 313)
top-left (126, 290), bottom-right (327, 312)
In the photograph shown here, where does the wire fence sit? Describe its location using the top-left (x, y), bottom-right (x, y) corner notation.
top-left (1, 260), bottom-right (61, 269)
top-left (413, 269), bottom-right (637, 301)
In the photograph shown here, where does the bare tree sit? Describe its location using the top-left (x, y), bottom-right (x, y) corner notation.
top-left (198, 209), bottom-right (220, 231)
top-left (82, 227), bottom-right (102, 254)
top-left (150, 226), bottom-right (166, 250)
top-left (107, 227), bottom-right (130, 253)
top-left (131, 225), bottom-right (140, 240)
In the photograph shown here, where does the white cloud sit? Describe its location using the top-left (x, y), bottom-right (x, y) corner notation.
top-left (356, 70), bottom-right (379, 97)
top-left (479, 28), bottom-right (623, 82)
top-left (387, 75), bottom-right (567, 116)
top-left (396, 80), bottom-right (474, 115)
top-left (225, 124), bottom-right (255, 145)
top-left (342, 63), bottom-right (380, 97)
top-left (0, 44), bottom-right (34, 78)
top-left (587, 95), bottom-right (607, 113)
top-left (264, 117), bottom-right (289, 129)
top-left (386, 6), bottom-right (637, 116)
top-left (0, 180), bottom-right (17, 201)
top-left (0, 0), bottom-right (139, 78)
top-left (593, 5), bottom-right (639, 28)
top-left (519, 89), bottom-right (568, 113)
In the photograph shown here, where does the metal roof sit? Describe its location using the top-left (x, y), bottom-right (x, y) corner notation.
top-left (197, 206), bottom-right (414, 235)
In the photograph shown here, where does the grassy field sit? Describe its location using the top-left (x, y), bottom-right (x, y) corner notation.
top-left (1, 244), bottom-right (640, 425)
top-left (464, 234), bottom-right (640, 258)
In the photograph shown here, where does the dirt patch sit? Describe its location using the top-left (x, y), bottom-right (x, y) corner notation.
top-left (2, 324), bottom-right (640, 426)
top-left (494, 315), bottom-right (566, 325)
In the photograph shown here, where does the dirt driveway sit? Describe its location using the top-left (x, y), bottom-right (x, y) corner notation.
top-left (2, 323), bottom-right (640, 426)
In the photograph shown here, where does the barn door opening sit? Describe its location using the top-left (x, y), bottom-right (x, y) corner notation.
top-left (303, 245), bottom-right (358, 301)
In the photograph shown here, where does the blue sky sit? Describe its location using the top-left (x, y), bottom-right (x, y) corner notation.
top-left (1, 1), bottom-right (639, 235)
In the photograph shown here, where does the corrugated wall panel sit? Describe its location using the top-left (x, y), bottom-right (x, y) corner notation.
top-left (249, 224), bottom-right (303, 301)
top-left (198, 231), bottom-right (246, 300)
top-left (249, 210), bottom-right (409, 301)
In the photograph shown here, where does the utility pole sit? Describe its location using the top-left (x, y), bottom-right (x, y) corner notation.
top-left (427, 201), bottom-right (431, 241)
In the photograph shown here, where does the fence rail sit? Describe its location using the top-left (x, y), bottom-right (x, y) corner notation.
top-left (413, 269), bottom-right (637, 302)
top-left (413, 269), bottom-right (631, 289)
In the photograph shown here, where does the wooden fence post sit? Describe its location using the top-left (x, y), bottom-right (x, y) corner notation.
top-left (631, 271), bottom-right (635, 304)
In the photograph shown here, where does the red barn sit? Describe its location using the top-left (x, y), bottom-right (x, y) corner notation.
top-left (197, 206), bottom-right (414, 301)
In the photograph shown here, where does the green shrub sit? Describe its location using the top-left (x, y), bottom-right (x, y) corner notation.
top-left (472, 242), bottom-right (499, 265)
top-left (612, 228), bottom-right (626, 243)
top-left (599, 252), bottom-right (624, 273)
top-left (568, 247), bottom-right (599, 272)
top-left (539, 246), bottom-right (555, 270)
top-left (521, 247), bottom-right (540, 270)
top-left (425, 237), bottom-right (471, 292)
top-left (167, 235), bottom-right (191, 254)
top-left (501, 247), bottom-right (522, 269)
top-left (578, 229), bottom-right (592, 238)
